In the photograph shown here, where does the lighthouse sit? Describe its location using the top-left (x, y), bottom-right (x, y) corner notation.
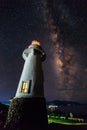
top-left (15, 40), bottom-right (46, 98)
top-left (5, 40), bottom-right (48, 130)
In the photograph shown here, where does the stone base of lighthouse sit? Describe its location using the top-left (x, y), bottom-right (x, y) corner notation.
top-left (4, 97), bottom-right (48, 130)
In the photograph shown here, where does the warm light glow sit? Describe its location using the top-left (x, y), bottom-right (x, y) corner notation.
top-left (31, 40), bottom-right (41, 46)
top-left (20, 81), bottom-right (28, 93)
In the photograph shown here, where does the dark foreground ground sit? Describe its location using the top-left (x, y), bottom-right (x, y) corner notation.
top-left (0, 101), bottom-right (87, 130)
top-left (1, 124), bottom-right (87, 130)
top-left (48, 123), bottom-right (87, 130)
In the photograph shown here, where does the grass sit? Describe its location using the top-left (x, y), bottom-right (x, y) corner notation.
top-left (48, 116), bottom-right (87, 125)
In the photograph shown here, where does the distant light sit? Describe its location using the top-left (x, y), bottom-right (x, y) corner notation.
top-left (31, 40), bottom-right (41, 46)
top-left (48, 105), bottom-right (58, 108)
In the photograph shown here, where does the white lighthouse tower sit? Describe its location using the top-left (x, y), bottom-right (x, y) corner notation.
top-left (5, 40), bottom-right (48, 130)
top-left (15, 40), bottom-right (46, 98)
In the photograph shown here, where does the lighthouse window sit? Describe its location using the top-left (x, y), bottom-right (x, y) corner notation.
top-left (20, 81), bottom-right (28, 93)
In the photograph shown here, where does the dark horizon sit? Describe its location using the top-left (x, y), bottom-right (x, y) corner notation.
top-left (1, 99), bottom-right (87, 105)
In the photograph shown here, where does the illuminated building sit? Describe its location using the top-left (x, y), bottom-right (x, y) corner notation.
top-left (15, 40), bottom-right (45, 98)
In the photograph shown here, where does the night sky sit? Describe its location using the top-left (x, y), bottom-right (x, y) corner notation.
top-left (0, 0), bottom-right (87, 103)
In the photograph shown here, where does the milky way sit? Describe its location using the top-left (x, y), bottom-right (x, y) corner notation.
top-left (43, 0), bottom-right (87, 103)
